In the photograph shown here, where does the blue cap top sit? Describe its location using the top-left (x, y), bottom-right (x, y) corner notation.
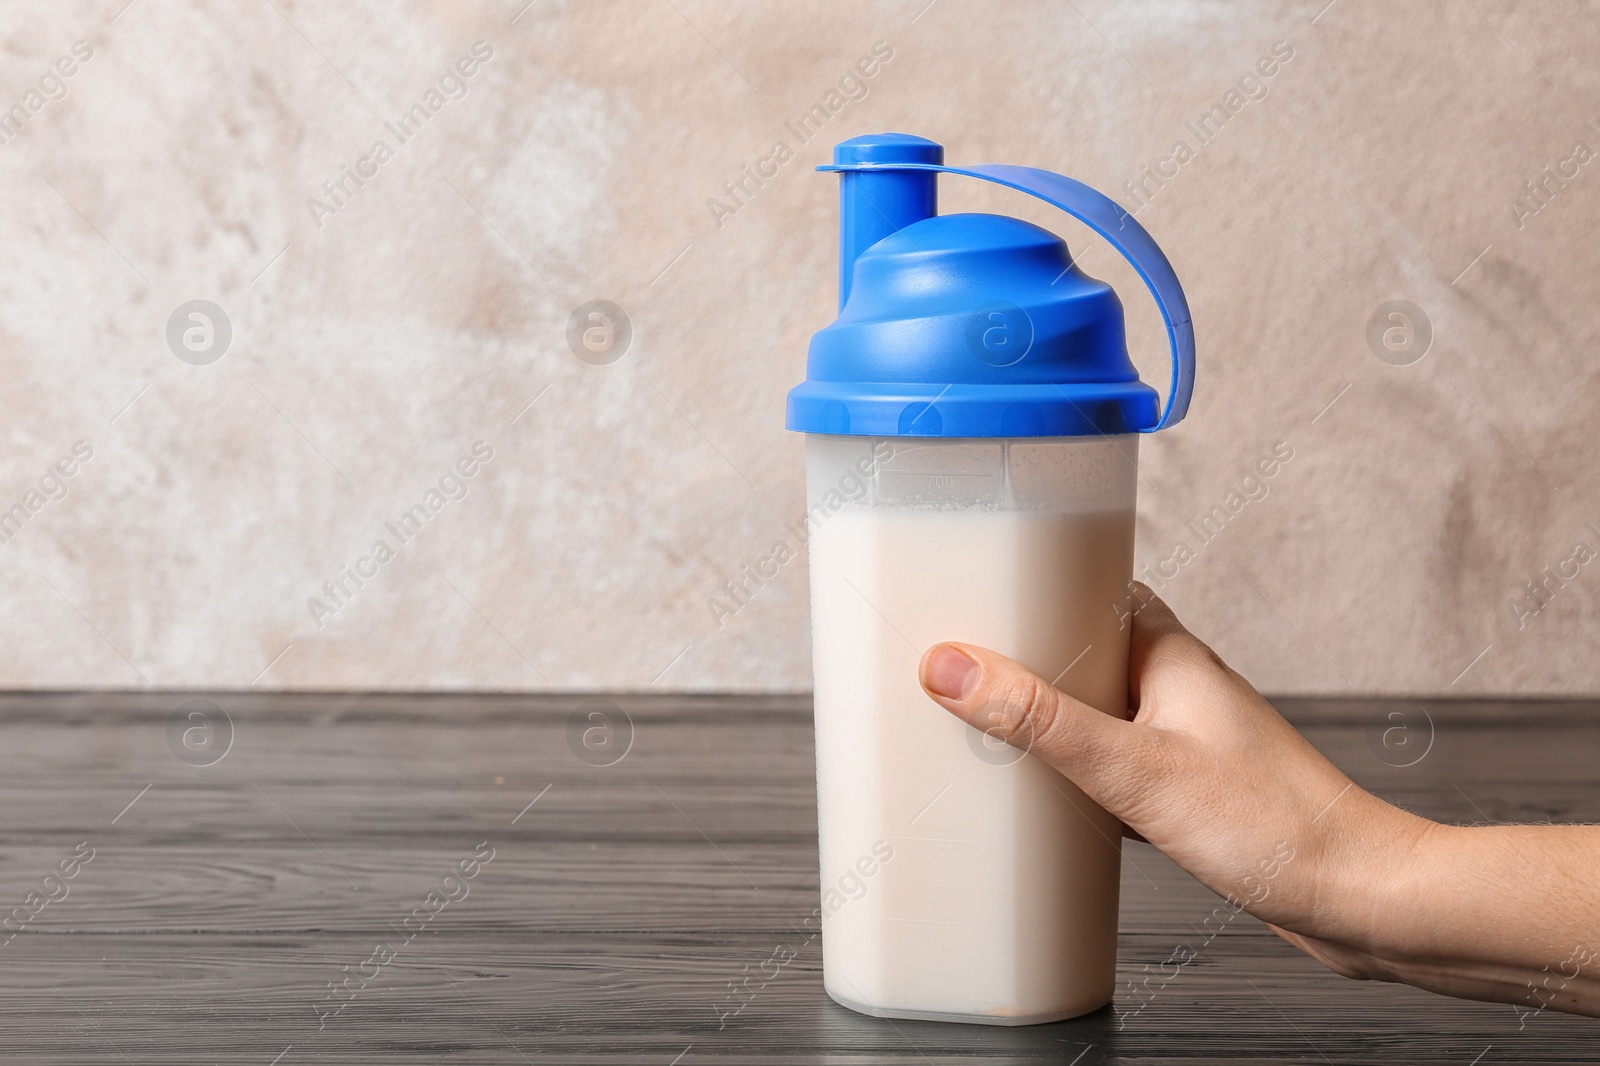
top-left (785, 134), bottom-right (1195, 438)
top-left (831, 131), bottom-right (944, 166)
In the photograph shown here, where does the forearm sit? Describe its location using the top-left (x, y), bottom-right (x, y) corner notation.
top-left (1326, 820), bottom-right (1600, 1019)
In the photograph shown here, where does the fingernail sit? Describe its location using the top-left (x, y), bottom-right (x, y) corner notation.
top-left (922, 645), bottom-right (979, 700)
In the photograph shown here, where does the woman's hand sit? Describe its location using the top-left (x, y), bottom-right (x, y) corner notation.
top-left (917, 582), bottom-right (1600, 1018)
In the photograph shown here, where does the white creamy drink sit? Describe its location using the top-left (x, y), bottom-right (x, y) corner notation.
top-left (806, 439), bottom-right (1135, 1023)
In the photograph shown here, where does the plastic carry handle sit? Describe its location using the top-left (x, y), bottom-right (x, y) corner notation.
top-left (818, 161), bottom-right (1195, 431)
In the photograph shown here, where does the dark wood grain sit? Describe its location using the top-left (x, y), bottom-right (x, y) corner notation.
top-left (0, 691), bottom-right (1593, 1063)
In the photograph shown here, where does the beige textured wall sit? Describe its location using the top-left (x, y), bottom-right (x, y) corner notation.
top-left (1, 0), bottom-right (1596, 695)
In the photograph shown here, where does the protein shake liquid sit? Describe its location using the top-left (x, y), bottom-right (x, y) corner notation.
top-left (787, 135), bottom-right (1196, 1024)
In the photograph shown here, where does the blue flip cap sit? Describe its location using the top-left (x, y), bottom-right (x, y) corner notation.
top-left (786, 133), bottom-right (1195, 438)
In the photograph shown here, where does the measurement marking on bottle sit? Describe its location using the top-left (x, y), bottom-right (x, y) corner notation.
top-left (890, 836), bottom-right (982, 844)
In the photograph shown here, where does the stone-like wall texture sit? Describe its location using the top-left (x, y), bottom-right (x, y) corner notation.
top-left (0, 0), bottom-right (1596, 695)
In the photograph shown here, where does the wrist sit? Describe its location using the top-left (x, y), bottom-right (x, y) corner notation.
top-left (1298, 788), bottom-right (1439, 968)
top-left (1282, 814), bottom-right (1600, 1016)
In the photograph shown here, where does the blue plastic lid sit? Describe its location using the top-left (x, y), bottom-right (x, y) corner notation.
top-left (786, 133), bottom-right (1195, 438)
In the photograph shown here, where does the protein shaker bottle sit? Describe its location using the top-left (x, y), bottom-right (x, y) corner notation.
top-left (787, 134), bottom-right (1195, 1025)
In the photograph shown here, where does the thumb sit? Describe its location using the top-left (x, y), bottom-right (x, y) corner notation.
top-left (918, 641), bottom-right (1156, 817)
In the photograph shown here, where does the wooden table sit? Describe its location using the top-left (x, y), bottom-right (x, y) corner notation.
top-left (0, 692), bottom-right (1593, 1063)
